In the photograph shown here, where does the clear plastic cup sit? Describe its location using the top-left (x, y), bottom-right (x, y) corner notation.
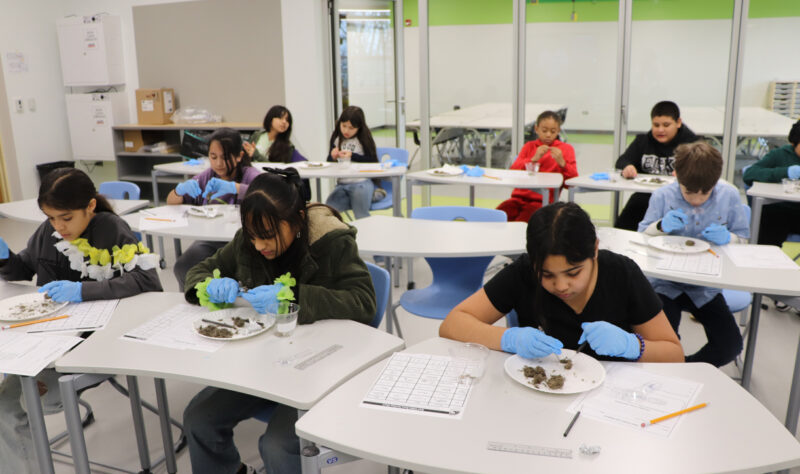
top-left (448, 342), bottom-right (490, 380)
top-left (336, 156), bottom-right (351, 169)
top-left (272, 303), bottom-right (300, 337)
top-left (525, 162), bottom-right (540, 175)
top-left (783, 178), bottom-right (799, 194)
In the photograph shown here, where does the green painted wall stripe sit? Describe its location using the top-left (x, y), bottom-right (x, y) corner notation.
top-left (403, 1), bottom-right (800, 26)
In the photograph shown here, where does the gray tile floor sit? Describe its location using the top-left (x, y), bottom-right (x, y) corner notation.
top-left (2, 211), bottom-right (800, 473)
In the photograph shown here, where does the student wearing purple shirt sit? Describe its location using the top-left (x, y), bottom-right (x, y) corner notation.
top-left (167, 128), bottom-right (261, 290)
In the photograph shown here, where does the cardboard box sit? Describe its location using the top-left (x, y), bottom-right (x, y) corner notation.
top-left (122, 130), bottom-right (164, 152)
top-left (135, 88), bottom-right (175, 124)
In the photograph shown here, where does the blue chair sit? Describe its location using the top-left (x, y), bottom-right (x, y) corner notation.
top-left (99, 181), bottom-right (141, 200)
top-left (254, 261), bottom-right (390, 424)
top-left (371, 147), bottom-right (409, 212)
top-left (391, 206), bottom-right (506, 329)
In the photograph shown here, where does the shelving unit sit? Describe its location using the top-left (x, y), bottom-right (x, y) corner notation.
top-left (768, 81), bottom-right (800, 120)
top-left (112, 123), bottom-right (260, 201)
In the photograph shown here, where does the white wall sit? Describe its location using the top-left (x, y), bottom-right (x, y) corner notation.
top-left (402, 17), bottom-right (800, 132)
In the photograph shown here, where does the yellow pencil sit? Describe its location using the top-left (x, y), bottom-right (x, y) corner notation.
top-left (1, 314), bottom-right (69, 331)
top-left (483, 174), bottom-right (501, 180)
top-left (358, 170), bottom-right (384, 173)
top-left (707, 248), bottom-right (719, 258)
top-left (144, 217), bottom-right (175, 222)
top-left (641, 402), bottom-right (708, 427)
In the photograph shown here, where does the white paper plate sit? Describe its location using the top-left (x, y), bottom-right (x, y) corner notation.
top-left (504, 349), bottom-right (605, 395)
top-left (192, 307), bottom-right (275, 340)
top-left (188, 205), bottom-right (225, 218)
top-left (647, 235), bottom-right (710, 254)
top-left (633, 176), bottom-right (673, 186)
top-left (0, 293), bottom-right (69, 322)
top-left (298, 162), bottom-right (330, 169)
top-left (427, 166), bottom-right (463, 177)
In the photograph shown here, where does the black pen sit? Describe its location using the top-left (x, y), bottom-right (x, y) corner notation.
top-left (563, 411), bottom-right (580, 437)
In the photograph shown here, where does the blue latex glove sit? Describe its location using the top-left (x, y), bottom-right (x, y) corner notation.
top-left (175, 179), bottom-right (202, 198)
top-left (185, 158), bottom-right (202, 166)
top-left (501, 327), bottom-right (563, 359)
top-left (578, 321), bottom-right (641, 359)
top-left (590, 172), bottom-right (610, 181)
top-left (383, 159), bottom-right (404, 168)
top-left (788, 165), bottom-right (800, 180)
top-left (205, 277), bottom-right (239, 304)
top-left (204, 177), bottom-right (237, 201)
top-left (460, 165), bottom-right (485, 177)
top-left (39, 281), bottom-right (83, 303)
top-left (0, 237), bottom-right (8, 259)
top-left (240, 283), bottom-right (283, 314)
top-left (701, 223), bottom-right (731, 245)
top-left (660, 209), bottom-right (688, 233)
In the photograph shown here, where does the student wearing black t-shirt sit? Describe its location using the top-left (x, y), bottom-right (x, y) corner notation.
top-left (440, 202), bottom-right (683, 362)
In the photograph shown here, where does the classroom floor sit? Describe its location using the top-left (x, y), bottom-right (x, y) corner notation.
top-left (2, 215), bottom-right (800, 473)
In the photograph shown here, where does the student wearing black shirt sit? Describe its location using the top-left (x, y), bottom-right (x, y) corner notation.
top-left (614, 101), bottom-right (699, 231)
top-left (440, 202), bottom-right (683, 362)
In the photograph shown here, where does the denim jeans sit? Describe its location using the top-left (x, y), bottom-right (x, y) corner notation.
top-left (0, 369), bottom-right (64, 474)
top-left (325, 180), bottom-right (375, 219)
top-left (183, 387), bottom-right (299, 474)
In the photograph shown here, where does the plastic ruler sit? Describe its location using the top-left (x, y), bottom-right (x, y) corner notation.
top-left (294, 344), bottom-right (343, 370)
top-left (487, 441), bottom-right (573, 459)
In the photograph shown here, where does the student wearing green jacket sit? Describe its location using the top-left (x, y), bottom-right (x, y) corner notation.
top-left (743, 120), bottom-right (800, 247)
top-left (182, 168), bottom-right (376, 474)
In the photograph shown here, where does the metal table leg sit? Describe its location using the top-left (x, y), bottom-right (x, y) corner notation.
top-left (740, 293), bottom-right (763, 390)
top-left (750, 195), bottom-right (764, 243)
top-left (20, 375), bottom-right (55, 474)
top-left (784, 333), bottom-right (800, 434)
top-left (126, 376), bottom-right (152, 471)
top-left (155, 378), bottom-right (177, 474)
top-left (58, 374), bottom-right (92, 474)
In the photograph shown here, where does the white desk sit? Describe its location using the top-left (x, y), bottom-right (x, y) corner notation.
top-left (254, 162), bottom-right (407, 217)
top-left (598, 227), bottom-right (800, 430)
top-left (150, 160), bottom-right (208, 206)
top-left (0, 198), bottom-right (149, 225)
top-left (629, 106), bottom-right (794, 139)
top-left (353, 215), bottom-right (527, 333)
top-left (746, 181), bottom-right (800, 244)
top-left (407, 103), bottom-right (565, 168)
top-left (0, 282), bottom-right (59, 474)
top-left (566, 174), bottom-right (675, 221)
top-left (297, 337), bottom-right (800, 474)
top-left (406, 168), bottom-right (563, 217)
top-left (55, 292), bottom-right (405, 474)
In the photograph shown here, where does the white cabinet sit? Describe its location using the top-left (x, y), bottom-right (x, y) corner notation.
top-left (769, 81), bottom-right (800, 120)
top-left (65, 93), bottom-right (128, 161)
top-left (56, 15), bottom-right (124, 87)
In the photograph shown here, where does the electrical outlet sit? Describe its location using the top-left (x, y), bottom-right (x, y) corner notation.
top-left (27, 98), bottom-right (36, 112)
top-left (13, 97), bottom-right (23, 113)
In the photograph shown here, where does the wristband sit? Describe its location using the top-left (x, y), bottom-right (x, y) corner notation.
top-left (634, 333), bottom-right (645, 361)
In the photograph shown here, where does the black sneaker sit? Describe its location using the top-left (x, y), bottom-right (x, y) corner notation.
top-left (776, 301), bottom-right (791, 312)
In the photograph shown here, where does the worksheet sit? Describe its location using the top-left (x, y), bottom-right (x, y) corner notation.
top-left (22, 299), bottom-right (119, 333)
top-left (567, 364), bottom-right (703, 438)
top-left (121, 304), bottom-right (224, 352)
top-left (656, 251), bottom-right (722, 276)
top-left (723, 244), bottom-right (799, 270)
top-left (138, 205), bottom-right (189, 230)
top-left (0, 332), bottom-right (83, 376)
top-left (361, 352), bottom-right (476, 419)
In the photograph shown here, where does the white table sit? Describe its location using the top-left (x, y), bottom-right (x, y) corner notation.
top-left (353, 215), bottom-right (527, 333)
top-left (150, 160), bottom-right (209, 206)
top-left (746, 181), bottom-right (800, 244)
top-left (297, 337), bottom-right (800, 474)
top-left (407, 103), bottom-right (565, 168)
top-left (598, 227), bottom-right (800, 430)
top-left (254, 162), bottom-right (407, 217)
top-left (0, 281), bottom-right (59, 474)
top-left (122, 205), bottom-right (240, 261)
top-left (55, 291), bottom-right (405, 474)
top-left (406, 168), bottom-right (563, 217)
top-left (566, 174), bottom-right (675, 221)
top-left (629, 106), bottom-right (794, 139)
top-left (0, 198), bottom-right (150, 225)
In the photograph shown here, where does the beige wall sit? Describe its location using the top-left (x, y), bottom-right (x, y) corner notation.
top-left (133, 0), bottom-right (285, 123)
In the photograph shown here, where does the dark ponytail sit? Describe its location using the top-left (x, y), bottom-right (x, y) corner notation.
top-left (38, 168), bottom-right (114, 214)
top-left (526, 202), bottom-right (596, 283)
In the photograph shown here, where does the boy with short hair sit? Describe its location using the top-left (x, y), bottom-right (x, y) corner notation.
top-left (615, 100), bottom-right (700, 230)
top-left (742, 119), bottom-right (800, 247)
top-left (638, 141), bottom-right (749, 367)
